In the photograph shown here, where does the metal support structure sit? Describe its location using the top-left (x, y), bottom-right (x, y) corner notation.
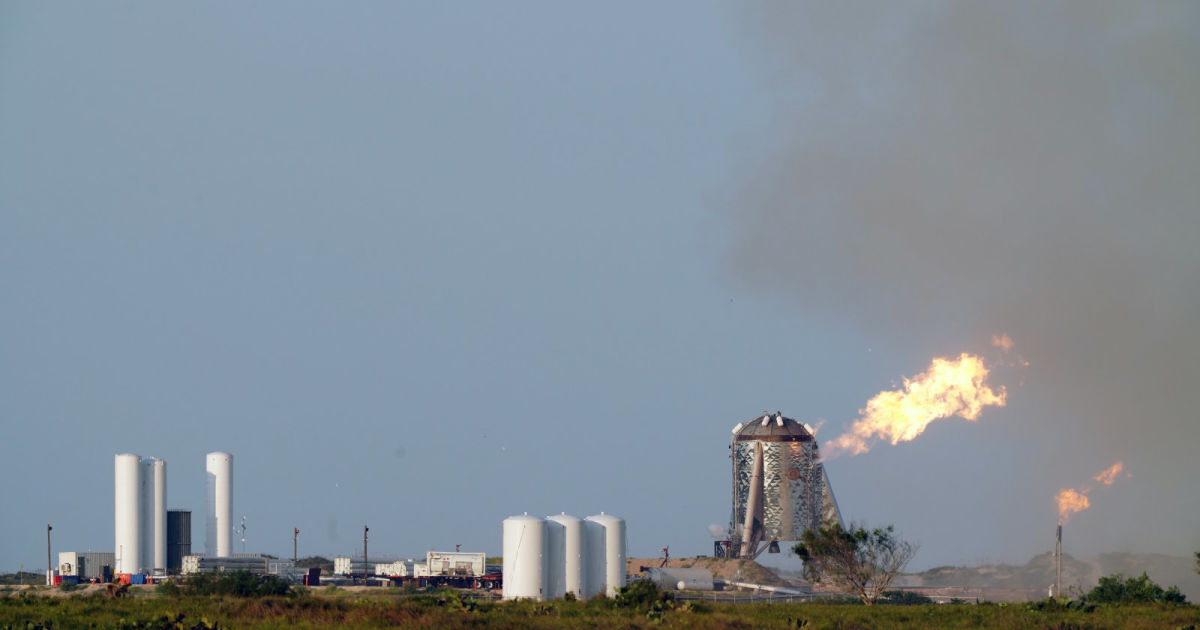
top-left (294, 528), bottom-right (299, 564)
top-left (1055, 525), bottom-right (1062, 597)
top-left (46, 524), bottom-right (52, 585)
top-left (362, 525), bottom-right (369, 582)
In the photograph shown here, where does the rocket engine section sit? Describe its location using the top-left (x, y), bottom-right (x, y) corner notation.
top-left (729, 412), bottom-right (842, 559)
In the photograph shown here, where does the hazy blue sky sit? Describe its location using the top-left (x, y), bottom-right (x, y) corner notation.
top-left (2, 2), bottom-right (1197, 574)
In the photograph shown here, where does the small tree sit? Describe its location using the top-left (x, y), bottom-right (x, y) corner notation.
top-left (793, 522), bottom-right (917, 605)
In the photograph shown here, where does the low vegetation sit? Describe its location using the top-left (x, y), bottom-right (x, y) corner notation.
top-left (0, 576), bottom-right (1196, 629)
top-left (0, 574), bottom-right (44, 586)
top-left (176, 571), bottom-right (292, 597)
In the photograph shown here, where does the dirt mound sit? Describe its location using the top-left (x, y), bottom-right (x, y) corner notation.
top-left (627, 557), bottom-right (789, 587)
top-left (908, 552), bottom-right (1200, 601)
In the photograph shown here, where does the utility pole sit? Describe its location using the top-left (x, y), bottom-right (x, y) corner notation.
top-left (362, 526), bottom-right (369, 583)
top-left (293, 528), bottom-right (299, 564)
top-left (46, 524), bottom-right (52, 585)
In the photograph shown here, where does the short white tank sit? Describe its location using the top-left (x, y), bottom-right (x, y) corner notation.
top-left (502, 513), bottom-right (546, 601)
top-left (546, 513), bottom-right (586, 599)
top-left (583, 518), bottom-right (605, 598)
top-left (544, 518), bottom-right (566, 599)
top-left (585, 513), bottom-right (626, 598)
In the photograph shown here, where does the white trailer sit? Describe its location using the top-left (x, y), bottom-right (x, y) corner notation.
top-left (374, 561), bottom-right (412, 578)
top-left (426, 551), bottom-right (486, 577)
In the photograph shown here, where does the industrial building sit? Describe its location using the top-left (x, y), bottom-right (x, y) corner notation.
top-left (725, 412), bottom-right (842, 559)
top-left (167, 510), bottom-right (192, 572)
top-left (113, 454), bottom-right (168, 574)
top-left (57, 551), bottom-right (116, 582)
top-left (181, 553), bottom-right (298, 580)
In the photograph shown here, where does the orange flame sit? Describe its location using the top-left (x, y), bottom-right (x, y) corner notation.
top-left (991, 333), bottom-right (1014, 352)
top-left (823, 353), bottom-right (1007, 458)
top-left (1093, 461), bottom-right (1128, 485)
top-left (1056, 488), bottom-right (1091, 524)
top-left (1056, 461), bottom-right (1129, 524)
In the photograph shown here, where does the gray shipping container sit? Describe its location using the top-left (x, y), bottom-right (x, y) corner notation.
top-left (59, 552), bottom-right (116, 580)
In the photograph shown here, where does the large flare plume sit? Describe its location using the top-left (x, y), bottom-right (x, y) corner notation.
top-left (824, 353), bottom-right (1006, 458)
top-left (1056, 461), bottom-right (1129, 524)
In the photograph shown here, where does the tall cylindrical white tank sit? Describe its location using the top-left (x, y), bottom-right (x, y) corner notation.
top-left (546, 513), bottom-right (587, 599)
top-left (139, 459), bottom-right (154, 572)
top-left (114, 454), bottom-right (141, 574)
top-left (151, 458), bottom-right (167, 571)
top-left (502, 513), bottom-right (546, 601)
top-left (585, 513), bottom-right (626, 598)
top-left (205, 452), bottom-right (233, 558)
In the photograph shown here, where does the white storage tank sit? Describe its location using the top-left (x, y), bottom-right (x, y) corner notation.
top-left (205, 452), bottom-right (233, 558)
top-left (585, 513), bottom-right (626, 598)
top-left (544, 518), bottom-right (566, 599)
top-left (151, 458), bottom-right (167, 571)
top-left (114, 454), bottom-right (142, 574)
top-left (139, 457), bottom-right (166, 572)
top-left (546, 513), bottom-right (587, 599)
top-left (502, 513), bottom-right (546, 601)
top-left (140, 458), bottom-right (153, 572)
top-left (583, 518), bottom-right (605, 598)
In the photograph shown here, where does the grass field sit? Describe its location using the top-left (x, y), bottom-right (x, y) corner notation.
top-left (2, 585), bottom-right (1198, 629)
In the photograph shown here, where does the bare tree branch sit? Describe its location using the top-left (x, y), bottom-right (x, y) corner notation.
top-left (794, 522), bottom-right (918, 605)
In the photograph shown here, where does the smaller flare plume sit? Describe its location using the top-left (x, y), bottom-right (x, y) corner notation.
top-left (823, 353), bottom-right (1007, 458)
top-left (1094, 461), bottom-right (1128, 485)
top-left (1056, 488), bottom-right (1091, 524)
top-left (991, 333), bottom-right (1014, 352)
top-left (1055, 460), bottom-right (1130, 524)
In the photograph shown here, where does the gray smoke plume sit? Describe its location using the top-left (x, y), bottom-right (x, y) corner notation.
top-left (728, 2), bottom-right (1199, 551)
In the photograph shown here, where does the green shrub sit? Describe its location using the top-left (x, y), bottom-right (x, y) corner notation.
top-left (155, 579), bottom-right (181, 597)
top-left (181, 570), bottom-right (292, 597)
top-left (878, 590), bottom-right (933, 605)
top-left (614, 580), bottom-right (673, 609)
top-left (1086, 572), bottom-right (1188, 604)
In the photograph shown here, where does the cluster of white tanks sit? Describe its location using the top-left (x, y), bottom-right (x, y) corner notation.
top-left (502, 512), bottom-right (625, 601)
top-left (114, 451), bottom-right (233, 574)
top-left (113, 454), bottom-right (166, 574)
